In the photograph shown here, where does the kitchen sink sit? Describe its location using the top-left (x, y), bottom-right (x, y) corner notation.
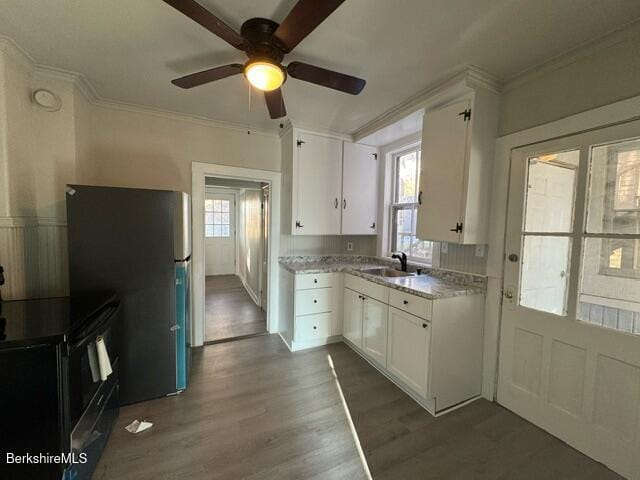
top-left (361, 267), bottom-right (415, 278)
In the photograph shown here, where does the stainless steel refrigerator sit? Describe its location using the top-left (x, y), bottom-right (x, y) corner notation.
top-left (66, 185), bottom-right (191, 405)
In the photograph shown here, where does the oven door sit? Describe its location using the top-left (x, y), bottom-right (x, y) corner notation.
top-left (67, 302), bottom-right (119, 427)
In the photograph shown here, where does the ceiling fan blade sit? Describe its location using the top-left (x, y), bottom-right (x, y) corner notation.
top-left (274, 0), bottom-right (345, 53)
top-left (162, 0), bottom-right (244, 49)
top-left (171, 64), bottom-right (243, 88)
top-left (287, 62), bottom-right (365, 95)
top-left (264, 89), bottom-right (287, 119)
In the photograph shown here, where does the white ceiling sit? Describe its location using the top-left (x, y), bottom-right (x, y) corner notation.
top-left (2, 0), bottom-right (640, 134)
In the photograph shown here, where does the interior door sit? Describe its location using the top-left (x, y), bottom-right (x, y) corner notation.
top-left (498, 121), bottom-right (640, 480)
top-left (343, 288), bottom-right (363, 348)
top-left (204, 193), bottom-right (235, 276)
top-left (416, 99), bottom-right (470, 243)
top-left (362, 297), bottom-right (388, 366)
top-left (294, 132), bottom-right (342, 235)
top-left (342, 142), bottom-right (379, 235)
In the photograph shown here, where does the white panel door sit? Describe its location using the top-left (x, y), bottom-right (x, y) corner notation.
top-left (343, 287), bottom-right (364, 348)
top-left (204, 193), bottom-right (235, 275)
top-left (293, 132), bottom-right (342, 235)
top-left (387, 306), bottom-right (431, 397)
top-left (416, 99), bottom-right (470, 243)
top-left (362, 297), bottom-right (388, 366)
top-left (498, 121), bottom-right (640, 480)
top-left (342, 142), bottom-right (379, 235)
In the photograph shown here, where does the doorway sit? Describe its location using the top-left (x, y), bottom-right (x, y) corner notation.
top-left (203, 178), bottom-right (268, 343)
top-left (498, 120), bottom-right (640, 478)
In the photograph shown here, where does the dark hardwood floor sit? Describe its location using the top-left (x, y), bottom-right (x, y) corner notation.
top-left (205, 274), bottom-right (266, 342)
top-left (94, 335), bottom-right (622, 480)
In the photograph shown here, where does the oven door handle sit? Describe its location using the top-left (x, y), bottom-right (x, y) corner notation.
top-left (69, 301), bottom-right (120, 351)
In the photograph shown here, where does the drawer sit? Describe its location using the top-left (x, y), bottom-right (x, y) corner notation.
top-left (389, 289), bottom-right (432, 320)
top-left (345, 274), bottom-right (389, 304)
top-left (296, 272), bottom-right (334, 290)
top-left (295, 313), bottom-right (331, 341)
top-left (295, 288), bottom-right (333, 316)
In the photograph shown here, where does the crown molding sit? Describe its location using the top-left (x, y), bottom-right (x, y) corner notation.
top-left (503, 18), bottom-right (640, 93)
top-left (352, 65), bottom-right (502, 143)
top-left (0, 35), bottom-right (279, 138)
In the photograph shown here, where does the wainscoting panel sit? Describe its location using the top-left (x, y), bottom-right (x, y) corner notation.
top-left (0, 219), bottom-right (68, 300)
top-left (439, 243), bottom-right (487, 275)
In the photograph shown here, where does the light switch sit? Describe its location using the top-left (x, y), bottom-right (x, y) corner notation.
top-left (475, 245), bottom-right (485, 257)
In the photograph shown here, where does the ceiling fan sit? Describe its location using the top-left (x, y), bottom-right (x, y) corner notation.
top-left (163, 0), bottom-right (366, 119)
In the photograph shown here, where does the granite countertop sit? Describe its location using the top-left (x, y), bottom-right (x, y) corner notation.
top-left (279, 255), bottom-right (485, 300)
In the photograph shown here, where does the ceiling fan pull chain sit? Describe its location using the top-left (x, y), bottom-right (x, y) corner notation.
top-left (246, 83), bottom-right (252, 134)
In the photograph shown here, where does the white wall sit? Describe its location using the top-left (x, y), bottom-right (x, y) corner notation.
top-left (238, 189), bottom-right (262, 304)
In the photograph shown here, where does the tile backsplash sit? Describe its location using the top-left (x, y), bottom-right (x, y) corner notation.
top-left (280, 234), bottom-right (377, 256)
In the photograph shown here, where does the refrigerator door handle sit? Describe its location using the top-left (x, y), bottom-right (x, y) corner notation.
top-left (170, 325), bottom-right (180, 332)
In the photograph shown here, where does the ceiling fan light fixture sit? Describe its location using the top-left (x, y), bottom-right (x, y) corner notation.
top-left (244, 61), bottom-right (285, 91)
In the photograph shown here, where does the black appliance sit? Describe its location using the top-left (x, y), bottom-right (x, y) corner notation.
top-left (0, 294), bottom-right (120, 480)
top-left (66, 185), bottom-right (191, 405)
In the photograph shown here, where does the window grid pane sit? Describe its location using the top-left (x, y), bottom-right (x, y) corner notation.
top-left (205, 199), bottom-right (232, 238)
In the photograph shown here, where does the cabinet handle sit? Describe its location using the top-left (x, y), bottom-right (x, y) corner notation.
top-left (334, 197), bottom-right (338, 209)
top-left (450, 222), bottom-right (463, 233)
top-left (313, 278), bottom-right (318, 284)
top-left (313, 326), bottom-right (317, 330)
top-left (313, 299), bottom-right (317, 303)
top-left (422, 323), bottom-right (428, 329)
top-left (403, 300), bottom-right (409, 305)
top-left (370, 222), bottom-right (376, 229)
top-left (295, 220), bottom-right (304, 228)
top-left (343, 198), bottom-right (347, 209)
top-left (418, 191), bottom-right (423, 205)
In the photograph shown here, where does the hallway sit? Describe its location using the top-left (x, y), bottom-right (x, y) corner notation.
top-left (205, 274), bottom-right (266, 342)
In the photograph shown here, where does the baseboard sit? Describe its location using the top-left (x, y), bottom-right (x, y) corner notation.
top-left (278, 332), bottom-right (293, 352)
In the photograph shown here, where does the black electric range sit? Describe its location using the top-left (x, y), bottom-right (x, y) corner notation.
top-left (0, 294), bottom-right (121, 480)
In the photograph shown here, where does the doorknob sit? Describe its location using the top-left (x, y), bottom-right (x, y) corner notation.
top-left (504, 290), bottom-right (514, 300)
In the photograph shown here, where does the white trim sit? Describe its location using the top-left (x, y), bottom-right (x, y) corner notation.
top-left (483, 93), bottom-right (640, 401)
top-left (352, 66), bottom-right (502, 143)
top-left (0, 216), bottom-right (66, 227)
top-left (192, 162), bottom-right (281, 347)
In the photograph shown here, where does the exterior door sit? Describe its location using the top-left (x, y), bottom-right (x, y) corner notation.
top-left (362, 297), bottom-right (388, 366)
top-left (204, 193), bottom-right (235, 275)
top-left (343, 288), bottom-right (363, 348)
top-left (498, 120), bottom-right (640, 480)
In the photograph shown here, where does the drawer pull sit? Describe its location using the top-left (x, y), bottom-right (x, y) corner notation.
top-left (313, 299), bottom-right (317, 303)
top-left (313, 326), bottom-right (317, 330)
top-left (314, 278), bottom-right (318, 284)
top-left (403, 300), bottom-right (409, 305)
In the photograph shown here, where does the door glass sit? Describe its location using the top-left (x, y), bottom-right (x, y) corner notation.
top-left (523, 151), bottom-right (579, 233)
top-left (579, 138), bottom-right (640, 334)
top-left (520, 236), bottom-right (572, 315)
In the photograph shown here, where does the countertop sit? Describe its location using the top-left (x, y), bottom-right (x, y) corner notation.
top-left (279, 255), bottom-right (485, 300)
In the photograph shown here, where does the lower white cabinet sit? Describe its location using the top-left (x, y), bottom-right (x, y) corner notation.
top-left (343, 287), bottom-right (364, 348)
top-left (362, 297), bottom-right (388, 367)
top-left (387, 307), bottom-right (431, 397)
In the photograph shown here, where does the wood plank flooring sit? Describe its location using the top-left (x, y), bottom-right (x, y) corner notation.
top-left (205, 274), bottom-right (266, 342)
top-left (94, 335), bottom-right (622, 480)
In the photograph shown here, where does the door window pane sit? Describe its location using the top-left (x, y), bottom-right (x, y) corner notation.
top-left (586, 139), bottom-right (640, 234)
top-left (520, 236), bottom-right (571, 315)
top-left (578, 238), bottom-right (640, 334)
top-left (205, 198), bottom-right (231, 238)
top-left (524, 151), bottom-right (578, 233)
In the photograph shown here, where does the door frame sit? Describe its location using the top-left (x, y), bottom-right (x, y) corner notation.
top-left (483, 94), bottom-right (640, 401)
top-left (204, 187), bottom-right (239, 276)
top-left (192, 163), bottom-right (281, 347)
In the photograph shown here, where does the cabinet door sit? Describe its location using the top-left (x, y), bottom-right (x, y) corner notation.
top-left (294, 132), bottom-right (342, 235)
top-left (387, 306), bottom-right (431, 397)
top-left (416, 99), bottom-right (470, 243)
top-left (343, 288), bottom-right (363, 348)
top-left (362, 297), bottom-right (388, 367)
top-left (341, 142), bottom-right (378, 235)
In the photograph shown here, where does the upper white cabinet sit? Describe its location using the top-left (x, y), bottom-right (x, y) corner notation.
top-left (342, 142), bottom-right (378, 235)
top-left (281, 127), bottom-right (379, 235)
top-left (293, 132), bottom-right (343, 235)
top-left (416, 87), bottom-right (499, 244)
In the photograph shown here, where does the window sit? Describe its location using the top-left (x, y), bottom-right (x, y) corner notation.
top-left (390, 147), bottom-right (434, 264)
top-left (205, 199), bottom-right (231, 237)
